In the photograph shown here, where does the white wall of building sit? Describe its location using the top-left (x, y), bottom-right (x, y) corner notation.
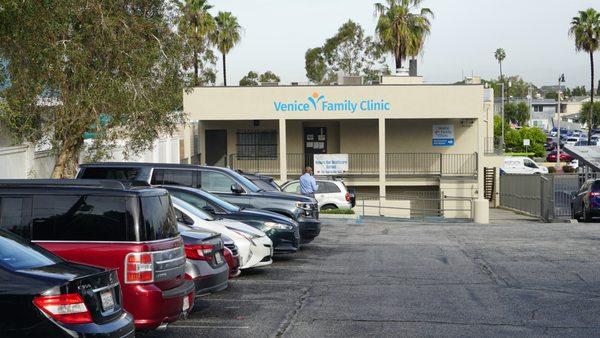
top-left (0, 136), bottom-right (180, 179)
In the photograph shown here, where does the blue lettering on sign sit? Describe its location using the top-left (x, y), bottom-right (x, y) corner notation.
top-left (273, 92), bottom-right (391, 113)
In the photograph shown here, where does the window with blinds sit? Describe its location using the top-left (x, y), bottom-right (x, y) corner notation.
top-left (236, 130), bottom-right (278, 159)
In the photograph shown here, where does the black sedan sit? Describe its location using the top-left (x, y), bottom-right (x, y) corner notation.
top-left (0, 229), bottom-right (134, 337)
top-left (164, 185), bottom-right (301, 255)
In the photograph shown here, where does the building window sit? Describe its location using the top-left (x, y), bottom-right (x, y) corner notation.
top-left (236, 130), bottom-right (278, 159)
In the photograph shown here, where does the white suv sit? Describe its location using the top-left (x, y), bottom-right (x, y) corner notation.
top-left (281, 179), bottom-right (353, 210)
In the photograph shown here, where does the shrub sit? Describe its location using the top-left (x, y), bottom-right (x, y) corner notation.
top-left (320, 208), bottom-right (355, 215)
top-left (562, 165), bottom-right (576, 173)
top-left (548, 166), bottom-right (556, 173)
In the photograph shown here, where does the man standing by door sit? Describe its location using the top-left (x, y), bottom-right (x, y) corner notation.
top-left (300, 166), bottom-right (318, 198)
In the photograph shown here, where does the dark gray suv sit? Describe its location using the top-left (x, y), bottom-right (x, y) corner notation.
top-left (76, 163), bottom-right (321, 243)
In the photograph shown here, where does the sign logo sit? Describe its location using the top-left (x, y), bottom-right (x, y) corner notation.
top-left (273, 92), bottom-right (391, 113)
top-left (432, 124), bottom-right (455, 147)
top-left (308, 92), bottom-right (325, 110)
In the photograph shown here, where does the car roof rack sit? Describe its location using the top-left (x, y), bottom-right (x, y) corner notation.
top-left (0, 179), bottom-right (127, 190)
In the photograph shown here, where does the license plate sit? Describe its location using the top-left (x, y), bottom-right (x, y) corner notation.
top-left (182, 295), bottom-right (190, 312)
top-left (100, 290), bottom-right (114, 311)
top-left (214, 252), bottom-right (223, 264)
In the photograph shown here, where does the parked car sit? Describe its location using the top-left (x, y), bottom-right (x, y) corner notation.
top-left (221, 234), bottom-right (241, 278)
top-left (0, 179), bottom-right (195, 330)
top-left (281, 179), bottom-right (353, 211)
top-left (571, 179), bottom-right (600, 222)
top-left (165, 185), bottom-right (300, 253)
top-left (172, 196), bottom-right (273, 270)
top-left (236, 170), bottom-right (281, 192)
top-left (77, 163), bottom-right (321, 243)
top-left (574, 140), bottom-right (597, 146)
top-left (0, 229), bottom-right (135, 337)
top-left (500, 157), bottom-right (549, 175)
top-left (546, 151), bottom-right (574, 163)
top-left (179, 228), bottom-right (229, 296)
top-left (565, 137), bottom-right (579, 146)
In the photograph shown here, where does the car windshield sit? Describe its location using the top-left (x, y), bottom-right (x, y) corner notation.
top-left (224, 169), bottom-right (262, 192)
top-left (171, 196), bottom-right (216, 221)
top-left (198, 190), bottom-right (241, 212)
top-left (0, 230), bottom-right (61, 270)
top-left (249, 178), bottom-right (279, 192)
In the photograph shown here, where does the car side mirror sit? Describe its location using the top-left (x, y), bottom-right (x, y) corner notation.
top-left (202, 205), bottom-right (216, 214)
top-left (231, 183), bottom-right (244, 194)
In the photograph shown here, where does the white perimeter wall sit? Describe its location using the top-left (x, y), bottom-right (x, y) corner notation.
top-left (0, 136), bottom-right (180, 179)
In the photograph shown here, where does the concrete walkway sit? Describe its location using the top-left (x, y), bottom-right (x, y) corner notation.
top-left (490, 207), bottom-right (541, 224)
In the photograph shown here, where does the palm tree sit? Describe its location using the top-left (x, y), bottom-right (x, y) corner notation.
top-left (177, 0), bottom-right (216, 86)
top-left (374, 0), bottom-right (433, 71)
top-left (570, 8), bottom-right (600, 142)
top-left (494, 48), bottom-right (506, 81)
top-left (212, 12), bottom-right (242, 86)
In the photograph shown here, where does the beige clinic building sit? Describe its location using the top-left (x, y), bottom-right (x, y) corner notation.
top-left (181, 76), bottom-right (500, 221)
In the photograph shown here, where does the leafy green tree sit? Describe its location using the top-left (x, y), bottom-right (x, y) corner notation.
top-left (570, 8), bottom-right (600, 143)
top-left (258, 71), bottom-right (280, 84)
top-left (504, 102), bottom-right (530, 125)
top-left (305, 21), bottom-right (388, 84)
top-left (494, 115), bottom-right (503, 138)
top-left (305, 47), bottom-right (328, 84)
top-left (545, 91), bottom-right (558, 100)
top-left (484, 76), bottom-right (538, 99)
top-left (211, 11), bottom-right (242, 86)
top-left (572, 85), bottom-right (588, 96)
top-left (0, 0), bottom-right (185, 178)
top-left (177, 0), bottom-right (217, 86)
top-left (239, 71), bottom-right (259, 86)
top-left (504, 127), bottom-right (545, 157)
top-left (494, 48), bottom-right (506, 81)
top-left (578, 101), bottom-right (600, 129)
top-left (374, 0), bottom-right (433, 70)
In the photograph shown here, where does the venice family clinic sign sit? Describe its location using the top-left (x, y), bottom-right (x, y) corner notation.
top-left (432, 124), bottom-right (454, 146)
top-left (314, 154), bottom-right (349, 175)
top-left (273, 92), bottom-right (391, 113)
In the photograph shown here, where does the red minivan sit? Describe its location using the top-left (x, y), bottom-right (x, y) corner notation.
top-left (0, 179), bottom-right (195, 330)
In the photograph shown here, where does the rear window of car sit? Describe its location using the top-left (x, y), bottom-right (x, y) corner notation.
top-left (317, 182), bottom-right (341, 194)
top-left (0, 230), bottom-right (61, 270)
top-left (32, 195), bottom-right (135, 241)
top-left (591, 181), bottom-right (600, 192)
top-left (80, 167), bottom-right (140, 180)
top-left (140, 195), bottom-right (179, 241)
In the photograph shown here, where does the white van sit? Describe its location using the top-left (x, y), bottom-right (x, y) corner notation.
top-left (502, 157), bottom-right (549, 174)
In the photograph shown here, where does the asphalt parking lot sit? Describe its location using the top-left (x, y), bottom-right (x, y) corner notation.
top-left (144, 211), bottom-right (600, 337)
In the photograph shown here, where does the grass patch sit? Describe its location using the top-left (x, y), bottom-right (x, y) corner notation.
top-left (505, 152), bottom-right (535, 157)
top-left (320, 208), bottom-right (355, 215)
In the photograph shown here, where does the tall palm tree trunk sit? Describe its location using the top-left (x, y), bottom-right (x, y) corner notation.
top-left (222, 53), bottom-right (227, 86)
top-left (589, 51), bottom-right (595, 144)
top-left (499, 61), bottom-right (503, 81)
top-left (193, 51), bottom-right (199, 86)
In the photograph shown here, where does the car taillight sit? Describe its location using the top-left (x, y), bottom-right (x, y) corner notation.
top-left (124, 252), bottom-right (154, 283)
top-left (185, 244), bottom-right (214, 261)
top-left (345, 192), bottom-right (350, 202)
top-left (590, 191), bottom-right (600, 197)
top-left (33, 293), bottom-right (93, 324)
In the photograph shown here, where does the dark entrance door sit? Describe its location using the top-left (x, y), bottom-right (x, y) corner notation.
top-left (205, 130), bottom-right (228, 167)
top-left (303, 127), bottom-right (327, 167)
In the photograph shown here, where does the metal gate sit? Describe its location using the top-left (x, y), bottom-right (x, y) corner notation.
top-left (500, 173), bottom-right (598, 221)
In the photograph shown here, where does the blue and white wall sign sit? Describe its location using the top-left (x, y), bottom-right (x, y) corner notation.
top-left (273, 92), bottom-right (391, 113)
top-left (432, 124), bottom-right (454, 146)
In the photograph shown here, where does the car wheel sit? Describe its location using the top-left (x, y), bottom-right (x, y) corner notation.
top-left (584, 205), bottom-right (592, 222)
top-left (321, 204), bottom-right (337, 211)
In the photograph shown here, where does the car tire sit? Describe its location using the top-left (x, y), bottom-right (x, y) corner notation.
top-left (584, 205), bottom-right (592, 223)
top-left (321, 204), bottom-right (337, 211)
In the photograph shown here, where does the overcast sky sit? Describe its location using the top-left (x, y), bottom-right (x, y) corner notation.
top-left (211, 0), bottom-right (599, 88)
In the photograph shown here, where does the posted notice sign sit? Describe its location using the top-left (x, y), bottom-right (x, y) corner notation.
top-left (314, 154), bottom-right (349, 175)
top-left (432, 124), bottom-right (455, 146)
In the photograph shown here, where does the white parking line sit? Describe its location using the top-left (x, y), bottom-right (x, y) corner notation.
top-left (169, 325), bottom-right (250, 329)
